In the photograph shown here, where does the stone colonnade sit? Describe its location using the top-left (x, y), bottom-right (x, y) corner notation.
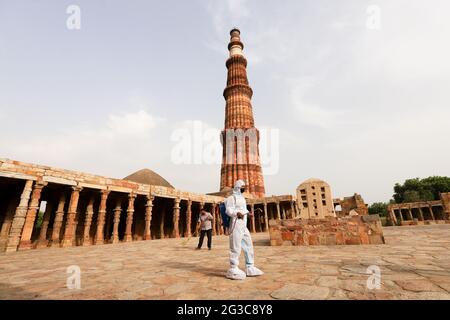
top-left (247, 196), bottom-right (299, 232)
top-left (0, 177), bottom-right (229, 252)
top-left (388, 202), bottom-right (449, 225)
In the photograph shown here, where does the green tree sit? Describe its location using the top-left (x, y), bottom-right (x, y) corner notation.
top-left (403, 190), bottom-right (420, 203)
top-left (393, 176), bottom-right (450, 203)
top-left (36, 211), bottom-right (44, 229)
top-left (368, 202), bottom-right (388, 217)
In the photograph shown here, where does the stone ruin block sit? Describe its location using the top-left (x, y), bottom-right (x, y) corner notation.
top-left (269, 215), bottom-right (385, 246)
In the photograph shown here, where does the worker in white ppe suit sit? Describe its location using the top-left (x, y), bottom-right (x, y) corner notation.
top-left (225, 180), bottom-right (264, 280)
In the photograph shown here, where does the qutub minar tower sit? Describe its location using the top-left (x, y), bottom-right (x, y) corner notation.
top-left (220, 28), bottom-right (266, 198)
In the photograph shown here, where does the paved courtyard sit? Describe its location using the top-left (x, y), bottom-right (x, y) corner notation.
top-left (1, 225), bottom-right (450, 300)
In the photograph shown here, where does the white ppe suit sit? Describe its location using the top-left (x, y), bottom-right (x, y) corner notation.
top-left (225, 180), bottom-right (263, 280)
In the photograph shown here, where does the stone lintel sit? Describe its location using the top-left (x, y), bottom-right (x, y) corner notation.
top-left (0, 172), bottom-right (38, 181)
top-left (137, 185), bottom-right (150, 193)
top-left (79, 182), bottom-right (107, 190)
top-left (108, 186), bottom-right (133, 194)
top-left (43, 176), bottom-right (77, 186)
top-left (248, 194), bottom-right (295, 205)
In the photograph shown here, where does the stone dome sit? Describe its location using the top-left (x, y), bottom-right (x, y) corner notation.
top-left (123, 169), bottom-right (174, 188)
top-left (301, 178), bottom-right (329, 185)
top-left (296, 178), bottom-right (330, 191)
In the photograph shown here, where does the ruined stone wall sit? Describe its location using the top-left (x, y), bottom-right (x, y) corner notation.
top-left (269, 215), bottom-right (385, 246)
top-left (296, 179), bottom-right (335, 219)
top-left (334, 194), bottom-right (368, 217)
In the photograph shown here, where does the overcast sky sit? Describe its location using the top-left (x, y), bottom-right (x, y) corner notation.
top-left (1, 0), bottom-right (449, 203)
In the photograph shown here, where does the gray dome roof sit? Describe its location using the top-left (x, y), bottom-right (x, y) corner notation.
top-left (123, 169), bottom-right (174, 188)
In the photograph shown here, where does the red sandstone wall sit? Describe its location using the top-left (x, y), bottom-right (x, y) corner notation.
top-left (269, 215), bottom-right (385, 246)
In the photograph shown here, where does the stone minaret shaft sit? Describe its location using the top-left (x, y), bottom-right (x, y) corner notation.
top-left (220, 28), bottom-right (265, 198)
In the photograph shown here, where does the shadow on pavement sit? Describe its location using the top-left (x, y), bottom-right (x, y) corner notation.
top-left (161, 261), bottom-right (225, 278)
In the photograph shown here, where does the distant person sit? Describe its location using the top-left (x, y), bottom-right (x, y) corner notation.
top-left (219, 201), bottom-right (230, 235)
top-left (224, 180), bottom-right (263, 280)
top-left (196, 208), bottom-right (214, 250)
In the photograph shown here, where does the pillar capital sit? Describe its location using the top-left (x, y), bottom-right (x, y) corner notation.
top-left (35, 181), bottom-right (48, 189)
top-left (71, 185), bottom-right (83, 192)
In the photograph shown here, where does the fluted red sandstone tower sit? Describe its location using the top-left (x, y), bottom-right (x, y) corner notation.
top-left (220, 28), bottom-right (266, 198)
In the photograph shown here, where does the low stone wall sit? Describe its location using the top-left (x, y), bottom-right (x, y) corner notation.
top-left (400, 220), bottom-right (450, 226)
top-left (269, 215), bottom-right (385, 246)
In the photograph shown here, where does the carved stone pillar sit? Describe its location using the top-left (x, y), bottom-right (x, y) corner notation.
top-left (144, 195), bottom-right (154, 240)
top-left (0, 200), bottom-right (18, 251)
top-left (94, 190), bottom-right (109, 245)
top-left (263, 202), bottom-right (268, 232)
top-left (82, 195), bottom-right (95, 246)
top-left (185, 199), bottom-right (192, 238)
top-left (389, 208), bottom-right (397, 225)
top-left (250, 204), bottom-right (256, 233)
top-left (217, 204), bottom-right (223, 235)
top-left (51, 193), bottom-right (66, 246)
top-left (428, 206), bottom-right (435, 220)
top-left (398, 209), bottom-right (404, 222)
top-left (124, 193), bottom-right (136, 242)
top-left (172, 198), bottom-right (181, 238)
top-left (418, 207), bottom-right (424, 221)
top-left (19, 181), bottom-right (48, 250)
top-left (290, 201), bottom-right (295, 219)
top-left (407, 207), bottom-right (413, 220)
top-left (276, 202), bottom-right (281, 220)
top-left (61, 186), bottom-right (82, 248)
top-left (111, 200), bottom-right (122, 244)
top-left (36, 200), bottom-right (53, 248)
top-left (160, 210), bottom-right (165, 239)
top-left (211, 203), bottom-right (217, 236)
top-left (5, 180), bottom-right (34, 252)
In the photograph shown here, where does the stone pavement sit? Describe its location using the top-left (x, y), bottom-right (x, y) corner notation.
top-left (0, 225), bottom-right (449, 300)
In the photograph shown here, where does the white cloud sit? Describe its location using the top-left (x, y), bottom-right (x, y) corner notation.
top-left (107, 110), bottom-right (163, 136)
top-left (289, 78), bottom-right (342, 128)
top-left (1, 108), bottom-right (167, 178)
